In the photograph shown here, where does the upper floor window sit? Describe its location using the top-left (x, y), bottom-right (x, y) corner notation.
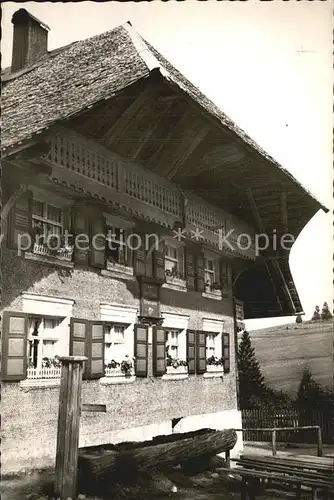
top-left (30, 191), bottom-right (73, 261)
top-left (32, 201), bottom-right (63, 241)
top-left (164, 240), bottom-right (184, 280)
top-left (204, 252), bottom-right (221, 293)
top-left (104, 214), bottom-right (134, 270)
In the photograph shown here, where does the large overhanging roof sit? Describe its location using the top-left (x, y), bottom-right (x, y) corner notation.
top-left (2, 21), bottom-right (328, 319)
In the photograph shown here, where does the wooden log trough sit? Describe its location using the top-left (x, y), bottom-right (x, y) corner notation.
top-left (78, 428), bottom-right (237, 484)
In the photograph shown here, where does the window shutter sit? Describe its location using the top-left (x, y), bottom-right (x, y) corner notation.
top-left (69, 318), bottom-right (89, 378)
top-left (86, 322), bottom-right (105, 380)
top-left (196, 331), bottom-right (206, 374)
top-left (186, 329), bottom-right (196, 375)
top-left (134, 324), bottom-right (148, 377)
top-left (8, 190), bottom-right (33, 251)
top-left (153, 238), bottom-right (166, 281)
top-left (1, 311), bottom-right (28, 381)
top-left (134, 234), bottom-right (147, 277)
top-left (223, 333), bottom-right (230, 373)
top-left (195, 252), bottom-right (205, 292)
top-left (152, 326), bottom-right (166, 376)
top-left (220, 261), bottom-right (230, 298)
top-left (90, 216), bottom-right (106, 269)
top-left (185, 248), bottom-right (195, 290)
top-left (72, 208), bottom-right (89, 265)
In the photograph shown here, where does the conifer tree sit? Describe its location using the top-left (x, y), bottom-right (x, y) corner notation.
top-left (238, 330), bottom-right (265, 409)
top-left (320, 302), bottom-right (332, 320)
top-left (311, 305), bottom-right (320, 321)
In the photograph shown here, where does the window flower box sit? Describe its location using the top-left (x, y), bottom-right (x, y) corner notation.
top-left (33, 243), bottom-right (73, 261)
top-left (105, 356), bottom-right (135, 377)
top-left (166, 365), bottom-right (188, 375)
top-left (105, 260), bottom-right (134, 276)
top-left (206, 364), bottom-right (224, 373)
top-left (27, 366), bottom-right (62, 379)
top-left (203, 285), bottom-right (222, 300)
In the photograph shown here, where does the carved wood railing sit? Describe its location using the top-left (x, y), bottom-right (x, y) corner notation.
top-left (43, 128), bottom-right (255, 258)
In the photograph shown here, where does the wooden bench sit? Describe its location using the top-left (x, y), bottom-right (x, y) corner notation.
top-left (230, 454), bottom-right (334, 500)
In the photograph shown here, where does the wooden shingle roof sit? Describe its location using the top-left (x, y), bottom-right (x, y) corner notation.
top-left (0, 22), bottom-right (328, 215)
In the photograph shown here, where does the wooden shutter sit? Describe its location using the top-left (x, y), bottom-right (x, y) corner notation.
top-left (134, 234), bottom-right (146, 277)
top-left (8, 190), bottom-right (33, 251)
top-left (220, 261), bottom-right (230, 298)
top-left (152, 326), bottom-right (166, 376)
top-left (90, 216), bottom-right (106, 269)
top-left (186, 329), bottom-right (196, 375)
top-left (134, 324), bottom-right (148, 377)
top-left (223, 333), bottom-right (230, 373)
top-left (69, 318), bottom-right (89, 378)
top-left (72, 208), bottom-right (89, 265)
top-left (1, 311), bottom-right (28, 381)
top-left (196, 331), bottom-right (206, 374)
top-left (185, 248), bottom-right (195, 290)
top-left (195, 252), bottom-right (205, 292)
top-left (153, 239), bottom-right (166, 282)
top-left (86, 322), bottom-right (105, 379)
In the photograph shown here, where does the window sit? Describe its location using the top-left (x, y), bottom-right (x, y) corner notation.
top-left (32, 200), bottom-right (63, 242)
top-left (204, 253), bottom-right (220, 292)
top-left (31, 197), bottom-right (72, 260)
top-left (164, 242), bottom-right (184, 279)
top-left (206, 333), bottom-right (216, 358)
top-left (166, 329), bottom-right (180, 359)
top-left (104, 214), bottom-right (135, 270)
top-left (104, 324), bottom-right (126, 364)
top-left (27, 317), bottom-right (63, 378)
top-left (205, 331), bottom-right (224, 370)
top-left (106, 226), bottom-right (129, 266)
top-left (104, 324), bottom-right (135, 377)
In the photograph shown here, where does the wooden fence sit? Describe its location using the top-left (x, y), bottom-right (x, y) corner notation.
top-left (241, 409), bottom-right (334, 444)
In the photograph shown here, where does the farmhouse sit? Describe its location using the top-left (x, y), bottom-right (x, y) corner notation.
top-left (1, 9), bottom-right (327, 474)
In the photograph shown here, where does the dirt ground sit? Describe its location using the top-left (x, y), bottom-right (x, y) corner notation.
top-left (2, 442), bottom-right (333, 500)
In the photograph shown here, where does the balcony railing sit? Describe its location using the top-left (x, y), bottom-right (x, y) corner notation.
top-left (44, 128), bottom-right (256, 260)
top-left (27, 366), bottom-right (62, 379)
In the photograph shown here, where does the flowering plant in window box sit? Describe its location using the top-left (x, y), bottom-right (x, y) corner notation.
top-left (205, 281), bottom-right (221, 292)
top-left (206, 355), bottom-right (224, 372)
top-left (32, 230), bottom-right (73, 261)
top-left (27, 356), bottom-right (62, 379)
top-left (41, 356), bottom-right (62, 368)
top-left (105, 355), bottom-right (135, 377)
top-left (165, 268), bottom-right (186, 287)
top-left (166, 354), bottom-right (188, 373)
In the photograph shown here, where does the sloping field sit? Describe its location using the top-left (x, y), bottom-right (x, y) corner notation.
top-left (246, 320), bottom-right (333, 397)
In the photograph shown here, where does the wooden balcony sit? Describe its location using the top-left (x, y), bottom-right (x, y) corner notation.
top-left (43, 127), bottom-right (256, 259)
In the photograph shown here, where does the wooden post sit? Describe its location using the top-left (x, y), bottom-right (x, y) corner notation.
top-left (272, 430), bottom-right (277, 456)
top-left (317, 426), bottom-right (323, 457)
top-left (54, 356), bottom-right (87, 500)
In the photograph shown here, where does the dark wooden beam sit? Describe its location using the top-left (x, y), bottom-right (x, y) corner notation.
top-left (166, 122), bottom-right (210, 180)
top-left (102, 83), bottom-right (157, 146)
top-left (130, 98), bottom-right (175, 162)
top-left (148, 110), bottom-right (191, 171)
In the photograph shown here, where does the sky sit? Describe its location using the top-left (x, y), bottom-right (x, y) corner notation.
top-left (1, 1), bottom-right (333, 330)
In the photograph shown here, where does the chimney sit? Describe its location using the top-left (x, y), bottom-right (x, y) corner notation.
top-left (11, 9), bottom-right (50, 72)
